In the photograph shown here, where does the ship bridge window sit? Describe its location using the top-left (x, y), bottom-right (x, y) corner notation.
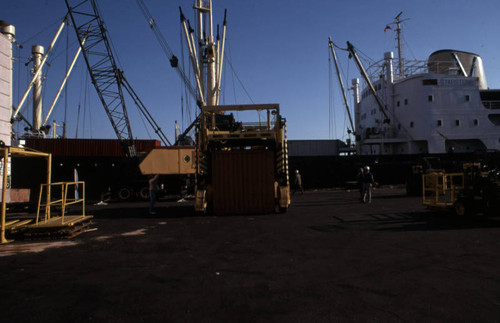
top-left (465, 95), bottom-right (470, 102)
top-left (474, 119), bottom-right (479, 126)
top-left (437, 120), bottom-right (442, 127)
top-left (423, 79), bottom-right (438, 86)
top-left (404, 99), bottom-right (408, 105)
top-left (455, 119), bottom-right (461, 126)
top-left (410, 121), bottom-right (414, 128)
top-left (428, 95), bottom-right (434, 102)
top-left (397, 101), bottom-right (400, 107)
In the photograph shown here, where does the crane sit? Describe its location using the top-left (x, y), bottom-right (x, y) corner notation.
top-left (65, 0), bottom-right (171, 156)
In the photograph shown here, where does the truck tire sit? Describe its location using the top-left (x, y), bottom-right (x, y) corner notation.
top-left (118, 187), bottom-right (133, 201)
top-left (139, 187), bottom-right (150, 200)
top-left (454, 199), bottom-right (474, 217)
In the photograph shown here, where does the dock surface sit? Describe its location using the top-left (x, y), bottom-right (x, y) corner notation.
top-left (1, 187), bottom-right (499, 321)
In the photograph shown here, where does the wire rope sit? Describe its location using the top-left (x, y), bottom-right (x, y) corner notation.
top-left (17, 16), bottom-right (66, 47)
top-left (328, 53), bottom-right (332, 139)
top-left (82, 73), bottom-right (88, 138)
top-left (226, 56), bottom-right (253, 104)
top-left (401, 22), bottom-right (416, 61)
top-left (227, 43), bottom-right (237, 104)
top-left (64, 20), bottom-right (69, 138)
top-left (88, 79), bottom-right (93, 139)
top-left (328, 49), bottom-right (336, 139)
top-left (137, 104), bottom-right (153, 139)
top-left (179, 24), bottom-right (186, 131)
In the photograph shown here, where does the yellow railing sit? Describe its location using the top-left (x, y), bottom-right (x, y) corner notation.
top-left (37, 181), bottom-right (86, 224)
top-left (422, 172), bottom-right (464, 208)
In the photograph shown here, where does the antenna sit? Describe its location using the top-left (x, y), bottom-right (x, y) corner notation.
top-left (392, 12), bottom-right (409, 78)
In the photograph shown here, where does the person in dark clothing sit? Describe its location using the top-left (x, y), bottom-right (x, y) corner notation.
top-left (362, 166), bottom-right (375, 203)
top-left (149, 174), bottom-right (160, 214)
top-left (293, 170), bottom-right (304, 195)
top-left (357, 167), bottom-right (365, 201)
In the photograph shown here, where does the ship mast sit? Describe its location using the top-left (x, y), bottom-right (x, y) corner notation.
top-left (395, 12), bottom-right (404, 78)
top-left (194, 0), bottom-right (216, 106)
top-left (181, 0), bottom-right (226, 107)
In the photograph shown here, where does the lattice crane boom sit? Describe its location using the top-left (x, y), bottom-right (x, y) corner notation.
top-left (65, 0), bottom-right (137, 157)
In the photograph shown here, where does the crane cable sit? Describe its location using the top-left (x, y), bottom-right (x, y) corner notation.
top-left (135, 0), bottom-right (200, 104)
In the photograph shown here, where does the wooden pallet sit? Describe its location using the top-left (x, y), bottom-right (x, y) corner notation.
top-left (4, 219), bottom-right (33, 234)
top-left (14, 215), bottom-right (93, 240)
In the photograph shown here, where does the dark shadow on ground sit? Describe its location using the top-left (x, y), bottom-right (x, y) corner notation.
top-left (88, 204), bottom-right (197, 219)
top-left (310, 211), bottom-right (500, 233)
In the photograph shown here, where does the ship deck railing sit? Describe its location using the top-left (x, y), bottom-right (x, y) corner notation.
top-left (364, 58), bottom-right (472, 85)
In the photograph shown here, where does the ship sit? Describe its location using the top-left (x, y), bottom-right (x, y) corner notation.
top-left (331, 13), bottom-right (500, 156)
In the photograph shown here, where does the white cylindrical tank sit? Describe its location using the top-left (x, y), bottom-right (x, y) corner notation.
top-left (0, 23), bottom-right (15, 39)
top-left (0, 21), bottom-right (14, 147)
top-left (352, 78), bottom-right (360, 104)
top-left (384, 52), bottom-right (394, 84)
top-left (32, 45), bottom-right (44, 132)
top-left (0, 21), bottom-right (14, 191)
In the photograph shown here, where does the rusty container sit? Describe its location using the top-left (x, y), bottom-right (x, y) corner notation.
top-left (212, 149), bottom-right (275, 215)
top-left (24, 138), bottom-right (161, 157)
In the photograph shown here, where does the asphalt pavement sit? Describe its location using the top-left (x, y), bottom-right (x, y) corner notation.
top-left (1, 187), bottom-right (499, 322)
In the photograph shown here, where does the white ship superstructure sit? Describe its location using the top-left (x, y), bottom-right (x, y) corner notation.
top-left (343, 16), bottom-right (500, 155)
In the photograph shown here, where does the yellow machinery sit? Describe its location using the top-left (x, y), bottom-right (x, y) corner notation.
top-left (422, 163), bottom-right (500, 216)
top-left (422, 170), bottom-right (465, 210)
top-left (0, 147), bottom-right (92, 243)
top-left (139, 147), bottom-right (196, 175)
top-left (139, 104), bottom-right (290, 215)
top-left (0, 147), bottom-right (51, 243)
top-left (194, 104), bottom-right (290, 214)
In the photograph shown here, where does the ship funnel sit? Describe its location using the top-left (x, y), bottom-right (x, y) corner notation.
top-left (428, 50), bottom-right (488, 89)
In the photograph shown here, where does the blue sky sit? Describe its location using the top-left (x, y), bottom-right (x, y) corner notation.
top-left (4, 0), bottom-right (500, 143)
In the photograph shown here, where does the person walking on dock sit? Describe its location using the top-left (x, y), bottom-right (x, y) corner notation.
top-left (293, 170), bottom-right (304, 195)
top-left (362, 166), bottom-right (375, 203)
top-left (149, 174), bottom-right (160, 214)
top-left (357, 167), bottom-right (365, 201)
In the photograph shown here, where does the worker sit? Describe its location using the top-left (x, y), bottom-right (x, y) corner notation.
top-left (357, 167), bottom-right (364, 201)
top-left (149, 174), bottom-right (160, 214)
top-left (293, 169), bottom-right (304, 195)
top-left (362, 166), bottom-right (375, 203)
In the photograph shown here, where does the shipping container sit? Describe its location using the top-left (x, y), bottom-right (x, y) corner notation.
top-left (23, 138), bottom-right (161, 157)
top-left (288, 139), bottom-right (346, 157)
top-left (212, 150), bottom-right (275, 215)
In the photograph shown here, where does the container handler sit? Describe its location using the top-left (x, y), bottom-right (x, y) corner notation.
top-left (139, 104), bottom-right (290, 215)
